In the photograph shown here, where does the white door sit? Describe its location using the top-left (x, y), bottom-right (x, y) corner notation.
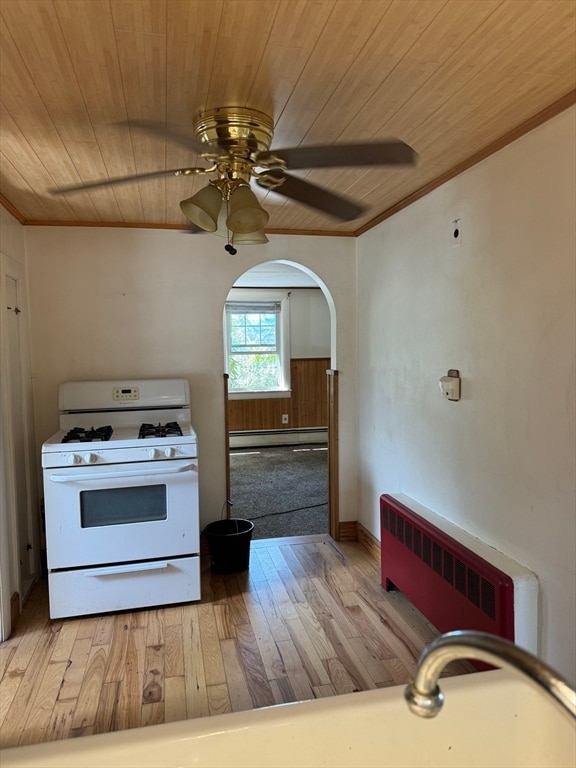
top-left (1, 255), bottom-right (39, 630)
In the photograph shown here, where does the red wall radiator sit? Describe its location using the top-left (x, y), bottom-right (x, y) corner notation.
top-left (380, 494), bottom-right (515, 642)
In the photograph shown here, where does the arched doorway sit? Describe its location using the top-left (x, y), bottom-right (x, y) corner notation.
top-left (223, 261), bottom-right (339, 540)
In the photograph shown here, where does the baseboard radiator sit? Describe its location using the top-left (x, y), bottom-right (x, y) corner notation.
top-left (229, 428), bottom-right (327, 449)
top-left (380, 494), bottom-right (539, 653)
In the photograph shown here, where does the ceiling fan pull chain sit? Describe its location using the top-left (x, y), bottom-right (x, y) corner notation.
top-left (224, 200), bottom-right (237, 255)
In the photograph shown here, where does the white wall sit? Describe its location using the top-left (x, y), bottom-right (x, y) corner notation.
top-left (289, 290), bottom-right (330, 358)
top-left (356, 106), bottom-right (576, 679)
top-left (1, 207), bottom-right (25, 263)
top-left (24, 230), bottom-right (357, 527)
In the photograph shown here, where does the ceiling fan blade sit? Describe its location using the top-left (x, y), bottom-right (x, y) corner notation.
top-left (49, 167), bottom-right (211, 195)
top-left (257, 171), bottom-right (366, 221)
top-left (115, 119), bottom-right (207, 155)
top-left (257, 140), bottom-right (416, 170)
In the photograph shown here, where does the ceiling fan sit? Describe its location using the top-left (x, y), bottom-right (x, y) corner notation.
top-left (51, 106), bottom-right (417, 246)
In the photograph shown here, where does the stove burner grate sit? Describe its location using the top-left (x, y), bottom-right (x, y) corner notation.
top-left (62, 425), bottom-right (113, 443)
top-left (138, 422), bottom-right (183, 439)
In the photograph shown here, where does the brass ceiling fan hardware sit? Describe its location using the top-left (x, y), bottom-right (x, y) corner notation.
top-left (50, 105), bottom-right (418, 247)
top-left (49, 165), bottom-right (217, 194)
top-left (174, 164), bottom-right (218, 177)
top-left (255, 169), bottom-right (287, 190)
top-left (254, 153), bottom-right (288, 172)
top-left (193, 106), bottom-right (275, 158)
top-left (211, 177), bottom-right (251, 200)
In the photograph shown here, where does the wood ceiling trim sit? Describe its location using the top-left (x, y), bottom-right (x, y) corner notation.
top-left (16, 220), bottom-right (356, 238)
top-left (5, 90), bottom-right (575, 237)
top-left (265, 229), bottom-right (356, 238)
top-left (21, 220), bottom-right (188, 230)
top-left (0, 192), bottom-right (26, 224)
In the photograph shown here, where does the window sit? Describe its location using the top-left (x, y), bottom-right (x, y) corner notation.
top-left (225, 295), bottom-right (290, 394)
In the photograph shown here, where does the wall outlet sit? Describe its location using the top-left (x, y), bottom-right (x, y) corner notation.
top-left (281, 414), bottom-right (289, 424)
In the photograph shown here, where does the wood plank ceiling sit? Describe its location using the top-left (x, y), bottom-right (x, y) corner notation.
top-left (1, 0), bottom-right (575, 236)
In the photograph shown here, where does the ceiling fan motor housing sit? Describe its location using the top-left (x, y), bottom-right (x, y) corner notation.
top-left (193, 107), bottom-right (275, 159)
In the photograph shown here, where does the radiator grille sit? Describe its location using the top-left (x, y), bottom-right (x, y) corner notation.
top-left (455, 558), bottom-right (467, 594)
top-left (381, 503), bottom-right (496, 620)
top-left (413, 528), bottom-right (422, 558)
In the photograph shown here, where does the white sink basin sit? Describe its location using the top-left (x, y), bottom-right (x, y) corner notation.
top-left (1, 669), bottom-right (574, 767)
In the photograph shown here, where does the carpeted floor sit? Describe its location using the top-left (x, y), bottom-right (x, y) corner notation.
top-left (229, 445), bottom-right (328, 539)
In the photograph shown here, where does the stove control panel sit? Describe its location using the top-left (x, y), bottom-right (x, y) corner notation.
top-left (45, 443), bottom-right (197, 468)
top-left (112, 386), bottom-right (140, 401)
top-left (66, 452), bottom-right (99, 465)
top-left (146, 447), bottom-right (178, 459)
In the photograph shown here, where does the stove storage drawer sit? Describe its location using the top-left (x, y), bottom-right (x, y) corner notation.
top-left (48, 555), bottom-right (201, 619)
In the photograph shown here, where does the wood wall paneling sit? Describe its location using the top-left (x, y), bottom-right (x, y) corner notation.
top-left (228, 358), bottom-right (330, 432)
top-left (290, 358), bottom-right (329, 429)
top-left (227, 396), bottom-right (290, 432)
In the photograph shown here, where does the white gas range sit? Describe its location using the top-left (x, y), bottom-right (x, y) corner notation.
top-left (41, 378), bottom-right (200, 619)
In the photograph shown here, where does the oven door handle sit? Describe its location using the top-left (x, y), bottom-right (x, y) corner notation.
top-left (49, 462), bottom-right (197, 483)
top-left (85, 561), bottom-right (170, 577)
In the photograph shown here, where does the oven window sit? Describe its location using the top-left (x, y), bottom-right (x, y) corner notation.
top-left (80, 485), bottom-right (167, 527)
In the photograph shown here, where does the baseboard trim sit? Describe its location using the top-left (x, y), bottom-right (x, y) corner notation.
top-left (10, 591), bottom-right (20, 630)
top-left (357, 522), bottom-right (381, 565)
top-left (230, 428), bottom-right (327, 449)
top-left (202, 522), bottom-right (378, 555)
top-left (338, 521), bottom-right (357, 542)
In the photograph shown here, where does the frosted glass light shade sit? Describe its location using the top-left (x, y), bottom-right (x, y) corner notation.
top-left (212, 204), bottom-right (230, 238)
top-left (226, 185), bottom-right (269, 234)
top-left (180, 184), bottom-right (223, 231)
top-left (231, 229), bottom-right (269, 245)
top-left (213, 206), bottom-right (267, 244)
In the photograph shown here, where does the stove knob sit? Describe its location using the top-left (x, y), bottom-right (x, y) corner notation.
top-left (67, 454), bottom-right (81, 465)
top-left (83, 453), bottom-right (97, 464)
top-left (164, 447), bottom-right (175, 459)
top-left (148, 448), bottom-right (160, 459)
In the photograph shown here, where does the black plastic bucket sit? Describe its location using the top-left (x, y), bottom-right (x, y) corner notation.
top-left (202, 518), bottom-right (255, 574)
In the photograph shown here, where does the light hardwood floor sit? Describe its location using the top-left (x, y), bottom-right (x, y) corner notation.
top-left (0, 535), bottom-right (472, 750)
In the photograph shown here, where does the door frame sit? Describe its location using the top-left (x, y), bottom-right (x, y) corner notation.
top-left (222, 261), bottom-right (339, 536)
top-left (326, 369), bottom-right (339, 540)
top-left (0, 253), bottom-right (41, 639)
top-left (223, 371), bottom-right (339, 535)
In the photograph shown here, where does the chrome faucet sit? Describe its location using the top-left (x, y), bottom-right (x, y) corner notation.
top-left (405, 630), bottom-right (576, 720)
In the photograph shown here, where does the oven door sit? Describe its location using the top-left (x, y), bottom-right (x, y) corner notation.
top-left (44, 459), bottom-right (199, 569)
